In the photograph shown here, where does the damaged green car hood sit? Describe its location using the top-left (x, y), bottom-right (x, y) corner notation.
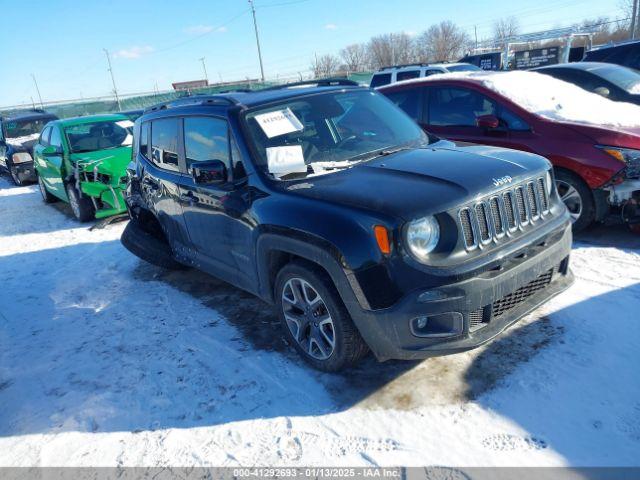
top-left (70, 146), bottom-right (131, 176)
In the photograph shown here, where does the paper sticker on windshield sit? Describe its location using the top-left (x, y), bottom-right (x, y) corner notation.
top-left (116, 120), bottom-right (134, 129)
top-left (255, 108), bottom-right (303, 138)
top-left (267, 145), bottom-right (306, 178)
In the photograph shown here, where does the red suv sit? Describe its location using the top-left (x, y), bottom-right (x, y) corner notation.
top-left (380, 73), bottom-right (640, 231)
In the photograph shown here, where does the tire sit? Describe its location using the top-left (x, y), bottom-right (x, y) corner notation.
top-left (275, 261), bottom-right (369, 372)
top-left (38, 175), bottom-right (57, 204)
top-left (554, 169), bottom-right (595, 233)
top-left (66, 183), bottom-right (95, 222)
top-left (121, 218), bottom-right (185, 270)
top-left (9, 166), bottom-right (23, 186)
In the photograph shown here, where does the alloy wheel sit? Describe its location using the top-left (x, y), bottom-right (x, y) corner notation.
top-left (38, 176), bottom-right (47, 200)
top-left (68, 187), bottom-right (81, 219)
top-left (10, 169), bottom-right (22, 186)
top-left (281, 277), bottom-right (336, 360)
top-left (556, 179), bottom-right (582, 223)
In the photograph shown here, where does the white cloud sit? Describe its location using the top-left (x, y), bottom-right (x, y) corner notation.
top-left (185, 24), bottom-right (227, 35)
top-left (113, 45), bottom-right (154, 59)
top-left (405, 30), bottom-right (418, 37)
top-left (324, 23), bottom-right (338, 30)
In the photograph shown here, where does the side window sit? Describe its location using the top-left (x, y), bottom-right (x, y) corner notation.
top-left (40, 127), bottom-right (51, 146)
top-left (150, 118), bottom-right (180, 171)
top-left (428, 87), bottom-right (497, 127)
top-left (139, 122), bottom-right (149, 159)
top-left (230, 135), bottom-right (247, 180)
top-left (49, 127), bottom-right (62, 148)
top-left (396, 70), bottom-right (420, 82)
top-left (183, 117), bottom-right (230, 174)
top-left (384, 88), bottom-right (421, 121)
top-left (498, 108), bottom-right (530, 131)
top-left (424, 69), bottom-right (443, 76)
top-left (370, 73), bottom-right (392, 88)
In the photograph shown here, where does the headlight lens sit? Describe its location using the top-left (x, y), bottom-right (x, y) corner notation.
top-left (406, 216), bottom-right (440, 262)
top-left (12, 152), bottom-right (33, 164)
top-left (599, 146), bottom-right (640, 178)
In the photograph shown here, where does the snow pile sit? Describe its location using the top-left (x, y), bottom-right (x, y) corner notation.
top-left (395, 71), bottom-right (640, 128)
top-left (5, 133), bottom-right (40, 147)
top-left (0, 177), bottom-right (639, 467)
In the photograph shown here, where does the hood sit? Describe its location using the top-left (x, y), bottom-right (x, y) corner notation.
top-left (283, 144), bottom-right (550, 221)
top-left (559, 121), bottom-right (640, 150)
top-left (5, 133), bottom-right (40, 153)
top-left (70, 147), bottom-right (132, 177)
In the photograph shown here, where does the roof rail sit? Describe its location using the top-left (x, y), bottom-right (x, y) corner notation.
top-left (143, 95), bottom-right (238, 113)
top-left (379, 63), bottom-right (430, 70)
top-left (261, 78), bottom-right (360, 91)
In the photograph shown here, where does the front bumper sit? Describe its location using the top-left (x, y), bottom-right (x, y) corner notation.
top-left (79, 178), bottom-right (127, 219)
top-left (350, 221), bottom-right (574, 361)
top-left (12, 161), bottom-right (37, 182)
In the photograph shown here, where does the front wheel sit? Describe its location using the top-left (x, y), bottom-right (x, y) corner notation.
top-left (554, 170), bottom-right (595, 233)
top-left (38, 175), bottom-right (57, 204)
top-left (9, 166), bottom-right (23, 186)
top-left (66, 183), bottom-right (95, 222)
top-left (275, 262), bottom-right (369, 372)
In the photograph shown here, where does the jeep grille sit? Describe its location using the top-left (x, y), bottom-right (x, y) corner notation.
top-left (458, 176), bottom-right (551, 251)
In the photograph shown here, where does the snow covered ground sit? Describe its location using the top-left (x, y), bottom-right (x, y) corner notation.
top-left (0, 176), bottom-right (639, 467)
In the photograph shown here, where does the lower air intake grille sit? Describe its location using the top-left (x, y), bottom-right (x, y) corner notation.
top-left (492, 267), bottom-right (555, 318)
top-left (469, 308), bottom-right (487, 332)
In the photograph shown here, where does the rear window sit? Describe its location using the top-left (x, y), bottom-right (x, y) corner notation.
top-left (370, 73), bottom-right (392, 88)
top-left (446, 64), bottom-right (482, 72)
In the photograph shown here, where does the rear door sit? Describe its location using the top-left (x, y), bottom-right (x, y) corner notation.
top-left (139, 118), bottom-right (192, 256)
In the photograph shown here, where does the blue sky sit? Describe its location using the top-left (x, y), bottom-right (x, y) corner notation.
top-left (0, 0), bottom-right (621, 107)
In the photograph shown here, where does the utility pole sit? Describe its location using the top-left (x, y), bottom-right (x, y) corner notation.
top-left (103, 48), bottom-right (122, 111)
top-left (199, 57), bottom-right (209, 84)
top-left (632, 0), bottom-right (639, 40)
top-left (474, 25), bottom-right (478, 51)
top-left (31, 74), bottom-right (44, 109)
top-left (248, 0), bottom-right (265, 82)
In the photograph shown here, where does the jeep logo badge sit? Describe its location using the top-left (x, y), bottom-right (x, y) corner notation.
top-left (492, 176), bottom-right (513, 187)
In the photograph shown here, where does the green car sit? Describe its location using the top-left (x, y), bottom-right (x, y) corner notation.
top-left (33, 114), bottom-right (134, 221)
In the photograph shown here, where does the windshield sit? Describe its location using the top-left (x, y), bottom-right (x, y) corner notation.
top-left (446, 64), bottom-right (481, 72)
top-left (244, 89), bottom-right (428, 180)
top-left (65, 119), bottom-right (133, 153)
top-left (588, 64), bottom-right (640, 94)
top-left (4, 118), bottom-right (54, 140)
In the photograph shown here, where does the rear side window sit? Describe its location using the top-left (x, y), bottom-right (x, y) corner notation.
top-left (370, 73), bottom-right (392, 88)
top-left (183, 117), bottom-right (230, 174)
top-left (40, 127), bottom-right (51, 146)
top-left (150, 118), bottom-right (180, 172)
top-left (384, 88), bottom-right (421, 121)
top-left (396, 70), bottom-right (420, 82)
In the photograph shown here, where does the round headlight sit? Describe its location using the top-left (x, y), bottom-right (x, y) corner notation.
top-left (406, 216), bottom-right (440, 262)
top-left (545, 170), bottom-right (553, 196)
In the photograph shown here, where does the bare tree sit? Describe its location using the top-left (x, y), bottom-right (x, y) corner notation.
top-left (493, 16), bottom-right (520, 47)
top-left (367, 32), bottom-right (417, 69)
top-left (415, 21), bottom-right (471, 63)
top-left (340, 43), bottom-right (369, 72)
top-left (310, 53), bottom-right (340, 78)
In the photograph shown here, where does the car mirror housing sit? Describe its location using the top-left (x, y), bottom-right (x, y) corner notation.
top-left (476, 115), bottom-right (500, 129)
top-left (42, 145), bottom-right (61, 156)
top-left (192, 160), bottom-right (227, 185)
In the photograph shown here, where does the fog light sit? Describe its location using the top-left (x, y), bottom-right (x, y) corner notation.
top-left (410, 312), bottom-right (463, 338)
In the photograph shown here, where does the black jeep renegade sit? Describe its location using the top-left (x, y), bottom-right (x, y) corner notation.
top-left (122, 79), bottom-right (573, 372)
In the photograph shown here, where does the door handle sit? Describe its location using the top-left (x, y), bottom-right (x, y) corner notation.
top-left (142, 177), bottom-right (159, 191)
top-left (179, 191), bottom-right (199, 203)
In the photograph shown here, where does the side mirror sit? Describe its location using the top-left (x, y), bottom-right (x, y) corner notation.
top-left (42, 145), bottom-right (61, 156)
top-left (593, 86), bottom-right (610, 98)
top-left (192, 160), bottom-right (227, 185)
top-left (476, 115), bottom-right (500, 129)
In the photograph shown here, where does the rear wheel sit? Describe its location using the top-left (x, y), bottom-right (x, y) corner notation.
top-left (121, 218), bottom-right (185, 270)
top-left (554, 169), bottom-right (594, 232)
top-left (38, 175), bottom-right (57, 204)
top-left (275, 262), bottom-right (368, 372)
top-left (66, 183), bottom-right (94, 222)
